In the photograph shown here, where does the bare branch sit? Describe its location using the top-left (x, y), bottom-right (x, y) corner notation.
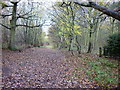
top-left (16, 19), bottom-right (46, 28)
top-left (4, 5), bottom-right (13, 8)
top-left (0, 23), bottom-right (11, 29)
top-left (17, 9), bottom-right (32, 18)
top-left (10, 1), bottom-right (20, 4)
top-left (16, 24), bottom-right (42, 28)
top-left (0, 14), bottom-right (12, 18)
top-left (60, 2), bottom-right (72, 7)
top-left (51, 6), bottom-right (68, 23)
top-left (17, 15), bottom-right (35, 20)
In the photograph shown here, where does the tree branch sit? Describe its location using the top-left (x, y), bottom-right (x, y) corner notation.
top-left (74, 2), bottom-right (91, 7)
top-left (0, 23), bottom-right (11, 29)
top-left (60, 2), bottom-right (72, 7)
top-left (17, 9), bottom-right (32, 18)
top-left (17, 15), bottom-right (35, 20)
top-left (74, 1), bottom-right (120, 21)
top-left (16, 24), bottom-right (42, 28)
top-left (0, 14), bottom-right (12, 18)
top-left (17, 19), bottom-right (46, 28)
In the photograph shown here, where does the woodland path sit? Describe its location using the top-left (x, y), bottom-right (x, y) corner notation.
top-left (2, 47), bottom-right (98, 88)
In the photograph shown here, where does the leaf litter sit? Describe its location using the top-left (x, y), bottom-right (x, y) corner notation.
top-left (2, 47), bottom-right (118, 88)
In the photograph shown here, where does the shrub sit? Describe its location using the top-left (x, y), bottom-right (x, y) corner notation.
top-left (104, 33), bottom-right (120, 57)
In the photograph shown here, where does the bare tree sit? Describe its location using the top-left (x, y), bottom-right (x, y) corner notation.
top-left (0, 0), bottom-right (44, 50)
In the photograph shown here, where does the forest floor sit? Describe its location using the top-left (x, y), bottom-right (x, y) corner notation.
top-left (2, 47), bottom-right (119, 88)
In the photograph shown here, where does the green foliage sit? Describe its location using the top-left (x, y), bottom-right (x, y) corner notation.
top-left (68, 54), bottom-right (118, 88)
top-left (104, 33), bottom-right (120, 57)
top-left (86, 58), bottom-right (118, 86)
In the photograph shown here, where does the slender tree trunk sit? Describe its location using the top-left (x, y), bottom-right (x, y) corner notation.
top-left (75, 36), bottom-right (81, 54)
top-left (87, 29), bottom-right (92, 53)
top-left (8, 2), bottom-right (17, 50)
top-left (99, 47), bottom-right (102, 57)
top-left (68, 40), bottom-right (71, 51)
top-left (68, 5), bottom-right (74, 52)
top-left (87, 41), bottom-right (92, 53)
top-left (68, 37), bottom-right (72, 51)
top-left (111, 18), bottom-right (115, 34)
top-left (24, 21), bottom-right (29, 45)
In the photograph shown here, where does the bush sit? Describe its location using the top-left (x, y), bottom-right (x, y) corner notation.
top-left (104, 33), bottom-right (120, 57)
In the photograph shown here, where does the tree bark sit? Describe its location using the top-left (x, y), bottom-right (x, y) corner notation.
top-left (87, 29), bottom-right (92, 53)
top-left (8, 2), bottom-right (17, 50)
top-left (89, 1), bottom-right (120, 21)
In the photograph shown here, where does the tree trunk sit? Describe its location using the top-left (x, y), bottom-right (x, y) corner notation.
top-left (87, 29), bottom-right (92, 53)
top-left (68, 37), bottom-right (72, 51)
top-left (9, 28), bottom-right (16, 50)
top-left (99, 47), bottom-right (102, 57)
top-left (87, 41), bottom-right (92, 53)
top-left (75, 36), bottom-right (81, 54)
top-left (8, 2), bottom-right (17, 50)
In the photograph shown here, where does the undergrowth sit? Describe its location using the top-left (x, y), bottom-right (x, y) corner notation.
top-left (81, 56), bottom-right (119, 88)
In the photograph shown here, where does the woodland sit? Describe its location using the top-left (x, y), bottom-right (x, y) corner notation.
top-left (0, 0), bottom-right (120, 89)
